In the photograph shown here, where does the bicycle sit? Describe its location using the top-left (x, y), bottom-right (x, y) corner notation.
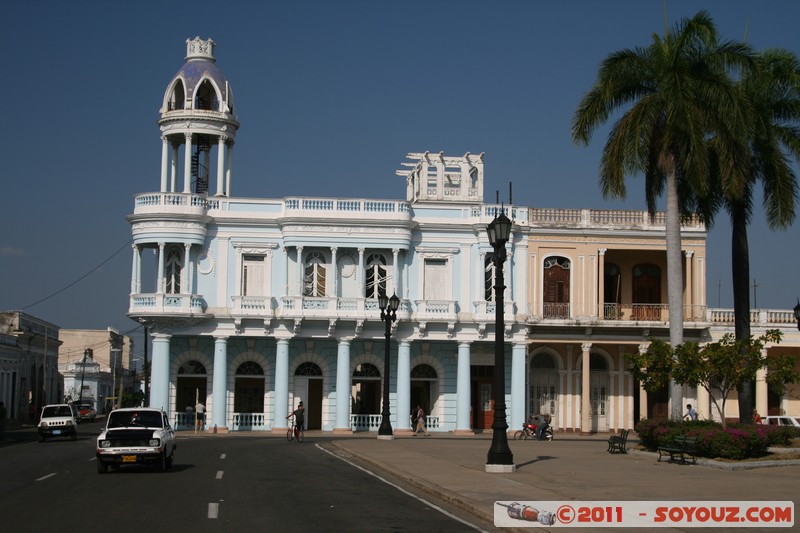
top-left (286, 416), bottom-right (304, 443)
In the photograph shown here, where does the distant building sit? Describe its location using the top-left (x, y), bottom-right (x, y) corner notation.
top-left (0, 311), bottom-right (61, 422)
top-left (126, 37), bottom-right (800, 433)
top-left (59, 328), bottom-right (136, 412)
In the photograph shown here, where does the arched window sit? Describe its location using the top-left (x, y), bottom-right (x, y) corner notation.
top-left (235, 361), bottom-right (264, 375)
top-left (411, 364), bottom-right (437, 379)
top-left (165, 246), bottom-right (183, 294)
top-left (304, 251), bottom-right (327, 297)
top-left (178, 360), bottom-right (206, 374)
top-left (365, 253), bottom-right (387, 299)
top-left (194, 79), bottom-right (218, 110)
top-left (169, 80), bottom-right (185, 111)
top-left (352, 363), bottom-right (380, 378)
top-left (543, 256), bottom-right (570, 318)
top-left (295, 362), bottom-right (322, 376)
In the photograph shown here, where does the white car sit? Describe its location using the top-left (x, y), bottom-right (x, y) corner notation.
top-left (761, 416), bottom-right (800, 428)
top-left (96, 408), bottom-right (176, 473)
top-left (38, 404), bottom-right (79, 441)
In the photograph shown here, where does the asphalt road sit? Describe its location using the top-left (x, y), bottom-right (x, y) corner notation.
top-left (0, 425), bottom-right (489, 532)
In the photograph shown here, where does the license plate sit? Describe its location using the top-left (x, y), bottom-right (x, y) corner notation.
top-left (53, 430), bottom-right (61, 435)
top-left (122, 455), bottom-right (137, 463)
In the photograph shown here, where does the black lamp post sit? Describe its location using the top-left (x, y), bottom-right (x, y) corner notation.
top-left (486, 211), bottom-right (514, 470)
top-left (378, 291), bottom-right (400, 439)
top-left (793, 298), bottom-right (800, 331)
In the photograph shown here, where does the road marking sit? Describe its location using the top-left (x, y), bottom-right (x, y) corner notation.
top-left (316, 444), bottom-right (488, 532)
top-left (220, 453), bottom-right (226, 459)
top-left (208, 502), bottom-right (219, 519)
top-left (36, 473), bottom-right (57, 481)
top-left (216, 470), bottom-right (224, 479)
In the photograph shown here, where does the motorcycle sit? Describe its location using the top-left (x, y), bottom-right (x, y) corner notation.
top-left (514, 420), bottom-right (554, 441)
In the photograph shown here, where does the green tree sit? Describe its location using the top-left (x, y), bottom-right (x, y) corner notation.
top-left (572, 11), bottom-right (754, 418)
top-left (710, 50), bottom-right (800, 424)
top-left (628, 330), bottom-right (799, 427)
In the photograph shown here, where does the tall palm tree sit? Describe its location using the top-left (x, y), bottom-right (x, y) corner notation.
top-left (572, 11), bottom-right (754, 418)
top-left (715, 49), bottom-right (800, 423)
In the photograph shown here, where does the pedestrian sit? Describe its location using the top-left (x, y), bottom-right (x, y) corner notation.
top-left (413, 404), bottom-right (428, 436)
top-left (683, 404), bottom-right (698, 421)
top-left (195, 401), bottom-right (205, 430)
top-left (0, 401), bottom-right (6, 440)
top-left (185, 404), bottom-right (194, 429)
top-left (753, 410), bottom-right (763, 424)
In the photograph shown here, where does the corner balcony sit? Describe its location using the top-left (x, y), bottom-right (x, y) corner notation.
top-left (129, 293), bottom-right (209, 318)
top-left (132, 192), bottom-right (218, 216)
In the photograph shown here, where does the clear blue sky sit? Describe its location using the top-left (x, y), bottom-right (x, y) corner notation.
top-left (2, 1), bottom-right (799, 339)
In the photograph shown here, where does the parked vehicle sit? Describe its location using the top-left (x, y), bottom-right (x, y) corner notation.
top-left (760, 416), bottom-right (800, 428)
top-left (38, 404), bottom-right (79, 441)
top-left (96, 408), bottom-right (176, 473)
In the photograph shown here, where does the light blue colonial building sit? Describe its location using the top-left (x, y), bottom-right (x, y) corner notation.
top-left (127, 38), bottom-right (800, 434)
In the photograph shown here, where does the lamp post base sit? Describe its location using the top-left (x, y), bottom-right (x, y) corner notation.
top-left (485, 463), bottom-right (516, 473)
top-left (377, 434), bottom-right (395, 441)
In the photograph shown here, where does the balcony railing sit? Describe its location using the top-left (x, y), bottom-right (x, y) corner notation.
top-left (129, 293), bottom-right (207, 315)
top-left (231, 296), bottom-right (274, 316)
top-left (350, 413), bottom-right (440, 432)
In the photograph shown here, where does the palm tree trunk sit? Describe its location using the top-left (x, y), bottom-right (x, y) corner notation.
top-left (731, 201), bottom-right (754, 424)
top-left (665, 166), bottom-right (685, 419)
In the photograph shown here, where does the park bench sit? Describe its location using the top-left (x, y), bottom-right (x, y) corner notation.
top-left (657, 435), bottom-right (698, 464)
top-left (607, 429), bottom-right (630, 454)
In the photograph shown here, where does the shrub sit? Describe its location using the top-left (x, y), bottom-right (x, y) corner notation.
top-left (635, 419), bottom-right (772, 459)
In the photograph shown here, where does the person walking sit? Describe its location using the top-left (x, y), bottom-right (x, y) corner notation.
top-left (413, 404), bottom-right (429, 436)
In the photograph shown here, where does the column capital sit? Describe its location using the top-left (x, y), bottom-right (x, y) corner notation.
top-left (581, 342), bottom-right (592, 353)
top-left (684, 250), bottom-right (694, 258)
top-left (598, 248), bottom-right (607, 256)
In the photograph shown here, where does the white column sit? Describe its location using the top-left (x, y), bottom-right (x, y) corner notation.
top-left (392, 249), bottom-right (400, 295)
top-left (330, 247), bottom-right (338, 297)
top-left (565, 345), bottom-right (573, 430)
top-left (357, 248), bottom-right (365, 294)
top-left (215, 136), bottom-right (226, 196)
top-left (334, 340), bottom-right (351, 432)
top-left (581, 342), bottom-right (592, 434)
top-left (160, 136), bottom-right (169, 192)
top-left (130, 244), bottom-right (139, 294)
top-left (697, 385), bottom-right (710, 421)
top-left (756, 352), bottom-right (768, 418)
top-left (183, 132), bottom-right (193, 193)
top-left (684, 250), bottom-right (694, 319)
top-left (598, 248), bottom-right (606, 318)
top-left (506, 242), bottom-right (513, 301)
top-left (149, 333), bottom-right (172, 413)
top-left (530, 252), bottom-right (538, 317)
top-left (617, 348), bottom-right (625, 430)
top-left (273, 339), bottom-right (290, 430)
top-left (212, 337), bottom-right (228, 431)
top-left (456, 342), bottom-right (472, 433)
top-left (396, 341), bottom-right (411, 431)
top-left (157, 243), bottom-right (165, 293)
top-left (225, 142), bottom-right (233, 197)
top-left (511, 343), bottom-right (526, 432)
top-left (170, 142), bottom-right (178, 192)
top-left (296, 246), bottom-right (304, 295)
top-left (183, 243), bottom-right (192, 294)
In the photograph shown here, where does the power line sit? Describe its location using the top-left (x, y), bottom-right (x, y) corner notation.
top-left (22, 239), bottom-right (133, 311)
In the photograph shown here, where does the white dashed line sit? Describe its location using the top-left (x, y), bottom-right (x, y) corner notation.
top-left (208, 502), bottom-right (219, 519)
top-left (36, 473), bottom-right (57, 481)
top-left (216, 470), bottom-right (224, 479)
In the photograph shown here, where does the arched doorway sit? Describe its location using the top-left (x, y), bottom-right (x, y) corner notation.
top-left (176, 360), bottom-right (207, 417)
top-left (543, 256), bottom-right (570, 318)
top-left (294, 362), bottom-right (323, 430)
top-left (234, 361), bottom-right (265, 413)
top-left (411, 364), bottom-right (438, 426)
top-left (352, 363), bottom-right (381, 415)
top-left (530, 353), bottom-right (559, 425)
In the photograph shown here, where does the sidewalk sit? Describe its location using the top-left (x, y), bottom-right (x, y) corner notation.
top-left (326, 432), bottom-right (800, 530)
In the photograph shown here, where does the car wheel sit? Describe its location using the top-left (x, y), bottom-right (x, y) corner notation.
top-left (159, 453), bottom-right (168, 472)
top-left (39, 435), bottom-right (46, 442)
top-left (97, 461), bottom-right (108, 474)
top-left (166, 452), bottom-right (174, 470)
top-left (71, 431), bottom-right (77, 441)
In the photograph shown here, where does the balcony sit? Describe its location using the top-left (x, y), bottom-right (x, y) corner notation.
top-left (231, 296), bottom-right (275, 317)
top-left (129, 293), bottom-right (208, 317)
top-left (132, 192), bottom-right (215, 216)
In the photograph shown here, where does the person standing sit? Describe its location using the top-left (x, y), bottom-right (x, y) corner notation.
top-left (413, 405), bottom-right (428, 436)
top-left (195, 401), bottom-right (205, 430)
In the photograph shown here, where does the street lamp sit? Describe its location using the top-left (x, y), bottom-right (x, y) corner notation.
top-left (793, 298), bottom-right (800, 331)
top-left (378, 291), bottom-right (400, 439)
top-left (486, 211), bottom-right (514, 472)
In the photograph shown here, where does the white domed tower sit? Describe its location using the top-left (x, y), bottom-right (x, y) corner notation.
top-left (158, 37), bottom-right (239, 195)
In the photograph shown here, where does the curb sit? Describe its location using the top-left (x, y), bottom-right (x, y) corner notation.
top-left (628, 448), bottom-right (800, 470)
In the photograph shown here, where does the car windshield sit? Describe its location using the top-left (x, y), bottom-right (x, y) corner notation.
top-left (108, 411), bottom-right (163, 429)
top-left (42, 406), bottom-right (73, 417)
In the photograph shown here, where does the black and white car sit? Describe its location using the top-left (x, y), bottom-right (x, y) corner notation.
top-left (96, 408), bottom-right (176, 473)
top-left (38, 404), bottom-right (79, 441)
